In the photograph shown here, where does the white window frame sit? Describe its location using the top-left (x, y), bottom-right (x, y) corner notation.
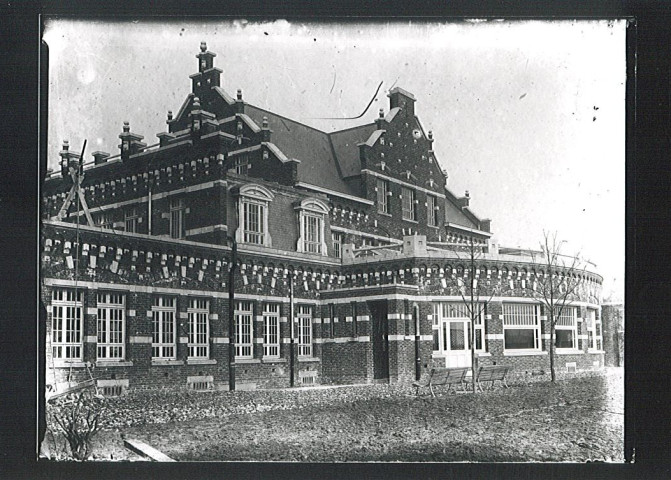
top-left (152, 296), bottom-right (176, 359)
top-left (125, 206), bottom-right (139, 233)
top-left (231, 153), bottom-right (249, 175)
top-left (52, 288), bottom-right (84, 361)
top-left (235, 301), bottom-right (253, 359)
top-left (502, 303), bottom-right (541, 352)
top-left (401, 187), bottom-right (416, 221)
top-left (297, 305), bottom-right (313, 357)
top-left (427, 194), bottom-right (439, 227)
top-left (296, 198), bottom-right (329, 256)
top-left (96, 211), bottom-right (113, 230)
top-left (170, 198), bottom-right (185, 239)
top-left (263, 303), bottom-right (280, 358)
top-left (332, 232), bottom-right (342, 259)
top-left (97, 292), bottom-right (125, 361)
top-left (188, 298), bottom-right (210, 359)
top-left (586, 308), bottom-right (602, 351)
top-left (432, 302), bottom-right (485, 354)
top-left (554, 306), bottom-right (578, 350)
top-left (377, 178), bottom-right (389, 214)
top-left (235, 183), bottom-right (274, 247)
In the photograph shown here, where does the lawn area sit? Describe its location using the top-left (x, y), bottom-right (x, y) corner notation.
top-left (47, 368), bottom-right (623, 462)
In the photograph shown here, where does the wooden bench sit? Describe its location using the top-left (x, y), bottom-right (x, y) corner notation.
top-left (413, 367), bottom-right (468, 397)
top-left (475, 365), bottom-right (511, 392)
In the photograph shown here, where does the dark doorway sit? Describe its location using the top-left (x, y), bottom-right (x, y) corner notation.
top-left (369, 300), bottom-right (389, 381)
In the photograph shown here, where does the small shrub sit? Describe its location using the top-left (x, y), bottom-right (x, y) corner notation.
top-left (47, 389), bottom-right (106, 461)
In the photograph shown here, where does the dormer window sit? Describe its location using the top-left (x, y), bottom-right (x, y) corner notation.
top-left (235, 184), bottom-right (274, 247)
top-left (230, 153), bottom-right (249, 175)
top-left (295, 198), bottom-right (329, 255)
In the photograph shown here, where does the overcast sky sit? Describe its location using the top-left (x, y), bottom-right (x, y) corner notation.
top-left (43, 19), bottom-right (626, 300)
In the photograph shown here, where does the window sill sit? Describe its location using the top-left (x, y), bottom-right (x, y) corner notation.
top-left (151, 359), bottom-right (184, 366)
top-left (236, 358), bottom-right (261, 364)
top-left (52, 360), bottom-right (89, 368)
top-left (556, 349), bottom-right (583, 355)
top-left (377, 211), bottom-right (392, 217)
top-left (503, 350), bottom-right (547, 356)
top-left (476, 352), bottom-right (491, 357)
top-left (96, 360), bottom-right (134, 368)
top-left (587, 350), bottom-right (605, 354)
top-left (298, 357), bottom-right (320, 362)
top-left (402, 218), bottom-right (418, 224)
top-left (186, 358), bottom-right (217, 365)
top-left (261, 357), bottom-right (286, 364)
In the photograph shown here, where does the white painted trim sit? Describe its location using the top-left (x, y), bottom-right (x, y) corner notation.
top-left (485, 334), bottom-right (504, 340)
top-left (209, 313), bottom-right (218, 320)
top-left (96, 361), bottom-right (134, 367)
top-left (86, 307), bottom-right (97, 315)
top-left (129, 335), bottom-right (152, 343)
top-left (151, 359), bottom-right (184, 366)
top-left (362, 169), bottom-right (446, 199)
top-left (128, 309), bottom-right (136, 317)
top-left (295, 182), bottom-right (374, 206)
top-left (179, 336), bottom-right (188, 343)
top-left (227, 144), bottom-right (262, 157)
top-left (84, 335), bottom-right (97, 343)
top-left (388, 334), bottom-right (406, 341)
top-left (330, 225), bottom-right (402, 245)
top-left (178, 312), bottom-right (188, 319)
top-left (355, 336), bottom-right (371, 342)
top-left (212, 337), bottom-right (229, 344)
top-left (186, 224), bottom-right (228, 236)
top-left (444, 222), bottom-right (492, 237)
top-left (556, 349), bottom-right (583, 355)
top-left (503, 350), bottom-right (547, 356)
top-left (419, 335), bottom-right (433, 341)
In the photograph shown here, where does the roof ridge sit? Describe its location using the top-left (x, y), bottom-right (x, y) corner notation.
top-left (245, 104), bottom-right (331, 136)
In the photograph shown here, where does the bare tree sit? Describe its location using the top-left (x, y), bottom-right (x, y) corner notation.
top-left (527, 231), bottom-right (586, 383)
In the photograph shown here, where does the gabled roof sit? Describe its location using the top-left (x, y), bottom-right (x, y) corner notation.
top-left (329, 123), bottom-right (377, 179)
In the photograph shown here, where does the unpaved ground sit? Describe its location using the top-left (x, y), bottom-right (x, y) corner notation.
top-left (45, 368), bottom-right (623, 462)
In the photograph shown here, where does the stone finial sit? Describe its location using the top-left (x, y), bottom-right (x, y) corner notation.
top-left (200, 41), bottom-right (207, 53)
top-left (379, 108), bottom-right (384, 119)
top-left (193, 97), bottom-right (201, 109)
top-left (465, 190), bottom-right (470, 198)
top-left (428, 130), bottom-right (433, 140)
top-left (62, 140), bottom-right (69, 150)
top-left (262, 116), bottom-right (269, 129)
top-left (167, 110), bottom-right (173, 121)
top-left (237, 89), bottom-right (243, 101)
top-left (123, 121), bottom-right (130, 133)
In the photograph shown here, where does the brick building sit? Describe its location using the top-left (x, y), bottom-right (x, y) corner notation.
top-left (41, 43), bottom-right (604, 394)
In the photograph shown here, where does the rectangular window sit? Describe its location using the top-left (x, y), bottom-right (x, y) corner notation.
top-left (152, 296), bottom-right (176, 359)
top-left (232, 154), bottom-right (249, 175)
top-left (427, 194), bottom-right (439, 227)
top-left (297, 305), bottom-right (313, 357)
top-left (188, 298), bottom-right (209, 359)
top-left (332, 232), bottom-right (342, 258)
top-left (377, 179), bottom-right (389, 214)
top-left (402, 187), bottom-right (416, 221)
top-left (125, 207), bottom-right (139, 233)
top-left (502, 303), bottom-right (540, 351)
top-left (97, 292), bottom-right (125, 360)
top-left (263, 303), bottom-right (280, 358)
top-left (440, 302), bottom-right (485, 352)
top-left (235, 301), bottom-right (253, 358)
top-left (555, 306), bottom-right (577, 350)
top-left (586, 309), bottom-right (602, 351)
top-left (96, 212), bottom-right (113, 230)
top-left (170, 198), bottom-right (185, 239)
top-left (242, 200), bottom-right (265, 245)
top-left (52, 288), bottom-right (83, 361)
top-left (303, 214), bottom-right (322, 254)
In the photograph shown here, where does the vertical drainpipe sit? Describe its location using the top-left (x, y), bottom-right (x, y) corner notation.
top-left (414, 304), bottom-right (421, 380)
top-left (228, 237), bottom-right (237, 391)
top-left (289, 276), bottom-right (295, 387)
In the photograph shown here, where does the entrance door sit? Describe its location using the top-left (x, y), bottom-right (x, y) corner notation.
top-left (443, 319), bottom-right (472, 369)
top-left (369, 301), bottom-right (389, 381)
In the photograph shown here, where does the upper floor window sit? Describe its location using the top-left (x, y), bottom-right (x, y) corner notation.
top-left (230, 153), bottom-right (249, 175)
top-left (96, 212), bottom-right (113, 230)
top-left (125, 207), bottom-right (139, 233)
top-left (377, 179), bottom-right (389, 214)
top-left (52, 288), bottom-right (84, 361)
top-left (97, 292), bottom-right (125, 361)
top-left (235, 184), bottom-right (274, 247)
top-left (427, 194), bottom-right (439, 227)
top-left (401, 187), bottom-right (416, 221)
top-left (170, 198), bottom-right (186, 239)
top-left (332, 232), bottom-right (343, 259)
top-left (295, 198), bottom-right (329, 256)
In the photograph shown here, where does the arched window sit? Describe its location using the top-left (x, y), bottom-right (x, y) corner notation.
top-left (234, 183), bottom-right (274, 247)
top-left (295, 198), bottom-right (329, 255)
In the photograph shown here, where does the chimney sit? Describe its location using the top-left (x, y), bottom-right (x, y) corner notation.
top-left (458, 190), bottom-right (470, 209)
top-left (261, 116), bottom-right (272, 142)
top-left (480, 219), bottom-right (491, 233)
top-left (375, 108), bottom-right (386, 129)
top-left (190, 41), bottom-right (222, 100)
top-left (235, 89), bottom-right (244, 114)
top-left (59, 140), bottom-right (81, 176)
top-left (388, 87), bottom-right (416, 117)
top-left (92, 151), bottom-right (110, 165)
top-left (118, 121), bottom-right (147, 160)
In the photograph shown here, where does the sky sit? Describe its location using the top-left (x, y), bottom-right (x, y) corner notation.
top-left (43, 19), bottom-right (626, 300)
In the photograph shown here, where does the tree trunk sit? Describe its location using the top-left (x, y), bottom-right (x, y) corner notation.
top-left (550, 322), bottom-right (556, 383)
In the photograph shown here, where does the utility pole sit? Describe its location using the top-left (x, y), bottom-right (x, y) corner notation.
top-left (228, 236), bottom-right (237, 391)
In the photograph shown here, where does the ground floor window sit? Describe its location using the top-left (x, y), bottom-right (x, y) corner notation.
top-left (263, 303), bottom-right (280, 358)
top-left (52, 288), bottom-right (84, 361)
top-left (152, 296), bottom-right (176, 359)
top-left (297, 305), bottom-right (312, 357)
top-left (587, 308), bottom-right (602, 351)
top-left (432, 302), bottom-right (485, 354)
top-left (502, 303), bottom-right (540, 351)
top-left (554, 306), bottom-right (577, 350)
top-left (188, 298), bottom-right (209, 359)
top-left (97, 292), bottom-right (125, 360)
top-left (235, 301), bottom-right (253, 358)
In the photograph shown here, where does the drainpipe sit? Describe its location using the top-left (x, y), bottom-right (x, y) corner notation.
top-left (147, 176), bottom-right (153, 235)
top-left (414, 304), bottom-right (421, 381)
top-left (228, 237), bottom-right (237, 391)
top-left (289, 276), bottom-right (295, 387)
